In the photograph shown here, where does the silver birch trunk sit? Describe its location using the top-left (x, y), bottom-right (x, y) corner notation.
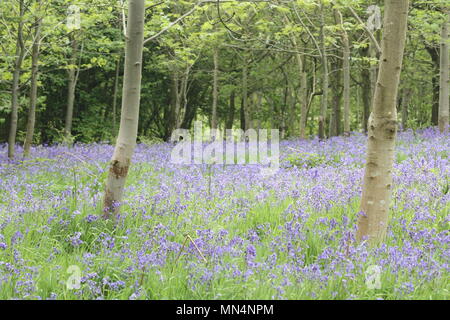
top-left (103, 0), bottom-right (145, 218)
top-left (357, 0), bottom-right (409, 245)
top-left (112, 55), bottom-right (121, 135)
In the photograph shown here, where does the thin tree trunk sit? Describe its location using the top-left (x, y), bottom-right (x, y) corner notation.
top-left (361, 74), bottom-right (371, 133)
top-left (439, 11), bottom-right (449, 133)
top-left (343, 43), bottom-right (350, 135)
top-left (287, 83), bottom-right (296, 137)
top-left (360, 47), bottom-right (372, 133)
top-left (329, 56), bottom-right (342, 137)
top-left (64, 34), bottom-right (80, 139)
top-left (303, 63), bottom-right (318, 139)
top-left (401, 88), bottom-right (412, 130)
top-left (357, 0), bottom-right (409, 245)
top-left (369, 22), bottom-right (382, 102)
top-left (240, 96), bottom-right (245, 130)
top-left (242, 62), bottom-right (250, 131)
top-left (299, 70), bottom-right (308, 139)
top-left (178, 66), bottom-right (190, 128)
top-left (211, 47), bottom-right (219, 130)
top-left (7, 0), bottom-right (25, 159)
top-left (225, 90), bottom-right (235, 140)
top-left (164, 73), bottom-right (178, 140)
top-left (24, 7), bottom-right (42, 158)
top-left (255, 91), bottom-right (262, 133)
top-left (286, 18), bottom-right (308, 139)
top-left (318, 3), bottom-right (328, 140)
top-left (338, 9), bottom-right (351, 136)
top-left (103, 0), bottom-right (145, 218)
top-left (173, 72), bottom-right (181, 129)
top-left (369, 45), bottom-right (378, 102)
top-left (226, 90), bottom-right (235, 130)
top-left (425, 46), bottom-right (440, 126)
top-left (281, 86), bottom-right (288, 139)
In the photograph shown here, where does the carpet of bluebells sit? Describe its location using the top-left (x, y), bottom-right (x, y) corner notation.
top-left (0, 128), bottom-right (448, 300)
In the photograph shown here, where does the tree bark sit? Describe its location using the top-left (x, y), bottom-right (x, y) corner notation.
top-left (290, 36), bottom-right (308, 139)
top-left (286, 82), bottom-right (296, 137)
top-left (176, 66), bottom-right (190, 129)
top-left (24, 6), bottom-right (42, 158)
top-left (7, 0), bottom-right (25, 159)
top-left (211, 47), bottom-right (219, 130)
top-left (226, 90), bottom-right (235, 130)
top-left (64, 34), bottom-right (80, 139)
top-left (360, 47), bottom-right (372, 133)
top-left (329, 56), bottom-right (342, 137)
top-left (103, 0), bottom-right (145, 218)
top-left (357, 0), bottom-right (409, 245)
top-left (340, 10), bottom-right (351, 136)
top-left (369, 20), bottom-right (382, 103)
top-left (439, 11), bottom-right (449, 133)
top-left (112, 55), bottom-right (121, 135)
top-left (401, 88), bottom-right (412, 130)
top-left (425, 46), bottom-right (440, 126)
top-left (299, 70), bottom-right (308, 139)
top-left (318, 3), bottom-right (328, 140)
top-left (242, 62), bottom-right (251, 131)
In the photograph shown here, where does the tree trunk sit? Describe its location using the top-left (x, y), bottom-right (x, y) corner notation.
top-left (242, 62), bottom-right (251, 131)
top-left (318, 4), bottom-right (328, 140)
top-left (64, 34), bottom-right (80, 139)
top-left (341, 12), bottom-right (351, 136)
top-left (299, 71), bottom-right (308, 139)
top-left (439, 11), bottom-right (449, 133)
top-left (225, 90), bottom-right (235, 140)
top-left (369, 46), bottom-right (378, 102)
top-left (290, 35), bottom-right (308, 139)
top-left (23, 7), bottom-right (42, 158)
top-left (211, 47), bottom-right (219, 130)
top-left (240, 96), bottom-right (245, 131)
top-left (172, 72), bottom-right (181, 129)
top-left (103, 0), bottom-right (145, 218)
top-left (226, 90), bottom-right (235, 130)
top-left (329, 56), bottom-right (342, 137)
top-left (401, 88), bottom-right (412, 130)
top-left (7, 0), bottom-right (25, 159)
top-left (287, 83), bottom-right (296, 137)
top-left (360, 47), bottom-right (372, 133)
top-left (112, 55), bottom-right (121, 135)
top-left (176, 66), bottom-right (190, 129)
top-left (425, 46), bottom-right (440, 126)
top-left (369, 24), bottom-right (382, 102)
top-left (357, 0), bottom-right (409, 245)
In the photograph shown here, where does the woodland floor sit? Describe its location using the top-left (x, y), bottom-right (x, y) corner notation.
top-left (0, 128), bottom-right (448, 299)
